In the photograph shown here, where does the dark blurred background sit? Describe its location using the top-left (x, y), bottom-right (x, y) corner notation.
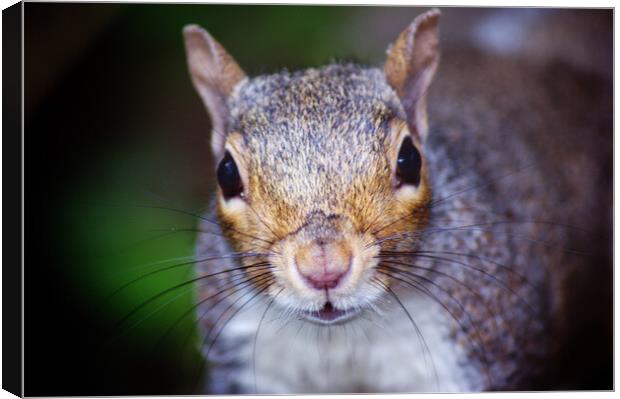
top-left (23, 4), bottom-right (612, 395)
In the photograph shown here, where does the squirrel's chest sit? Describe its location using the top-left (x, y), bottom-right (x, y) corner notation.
top-left (208, 292), bottom-right (479, 393)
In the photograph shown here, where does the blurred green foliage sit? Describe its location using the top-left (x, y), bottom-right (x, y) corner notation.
top-left (126, 5), bottom-right (361, 70)
top-left (65, 147), bottom-right (205, 390)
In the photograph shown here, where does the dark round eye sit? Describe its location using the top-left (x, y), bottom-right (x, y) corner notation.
top-left (217, 151), bottom-right (243, 199)
top-left (396, 136), bottom-right (422, 187)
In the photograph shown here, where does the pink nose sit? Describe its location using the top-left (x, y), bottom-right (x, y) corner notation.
top-left (304, 270), bottom-right (347, 290)
top-left (295, 240), bottom-right (352, 290)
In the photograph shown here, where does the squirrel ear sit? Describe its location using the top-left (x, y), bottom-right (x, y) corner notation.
top-left (384, 9), bottom-right (440, 140)
top-left (183, 25), bottom-right (246, 159)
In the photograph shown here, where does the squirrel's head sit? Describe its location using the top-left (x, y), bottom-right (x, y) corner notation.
top-left (184, 9), bottom-right (440, 324)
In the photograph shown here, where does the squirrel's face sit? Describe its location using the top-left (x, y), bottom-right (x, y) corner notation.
top-left (184, 10), bottom-right (440, 324)
top-left (215, 71), bottom-right (432, 322)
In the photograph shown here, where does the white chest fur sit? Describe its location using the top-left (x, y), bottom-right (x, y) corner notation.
top-left (206, 291), bottom-right (479, 393)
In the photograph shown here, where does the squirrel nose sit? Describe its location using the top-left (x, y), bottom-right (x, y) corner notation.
top-left (305, 270), bottom-right (346, 290)
top-left (295, 240), bottom-right (352, 290)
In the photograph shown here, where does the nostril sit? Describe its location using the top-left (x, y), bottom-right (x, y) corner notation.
top-left (305, 271), bottom-right (345, 290)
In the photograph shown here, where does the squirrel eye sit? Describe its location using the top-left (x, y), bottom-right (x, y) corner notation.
top-left (396, 136), bottom-right (422, 187)
top-left (217, 151), bottom-right (243, 199)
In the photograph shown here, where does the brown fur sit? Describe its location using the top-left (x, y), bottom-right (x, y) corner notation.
top-left (185, 8), bottom-right (611, 392)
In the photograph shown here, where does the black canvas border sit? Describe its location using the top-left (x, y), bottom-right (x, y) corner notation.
top-left (2, 1), bottom-right (24, 397)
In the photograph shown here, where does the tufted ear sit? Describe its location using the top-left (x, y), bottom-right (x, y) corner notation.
top-left (384, 9), bottom-right (440, 140)
top-left (183, 25), bottom-right (246, 159)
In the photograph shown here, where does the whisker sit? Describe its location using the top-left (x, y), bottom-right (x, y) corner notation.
top-left (247, 202), bottom-right (282, 242)
top-left (182, 273), bottom-right (276, 392)
top-left (203, 280), bottom-right (274, 359)
top-left (427, 162), bottom-right (537, 208)
top-left (147, 227), bottom-right (271, 250)
top-left (139, 204), bottom-right (274, 245)
top-left (96, 229), bottom-right (193, 258)
top-left (378, 257), bottom-right (503, 330)
top-left (157, 268), bottom-right (275, 351)
top-left (382, 255), bottom-right (535, 316)
top-left (372, 278), bottom-right (439, 391)
top-left (113, 278), bottom-right (198, 342)
top-left (87, 254), bottom-right (198, 290)
top-left (85, 201), bottom-right (276, 254)
top-left (385, 249), bottom-right (529, 285)
top-left (376, 266), bottom-right (493, 385)
top-left (198, 280), bottom-right (270, 394)
top-left (168, 272), bottom-right (277, 391)
top-left (429, 226), bottom-right (592, 257)
top-left (369, 200), bottom-right (428, 237)
top-left (421, 199), bottom-right (596, 235)
top-left (111, 261), bottom-right (271, 333)
top-left (253, 288), bottom-right (283, 394)
top-left (373, 222), bottom-right (592, 257)
top-left (107, 254), bottom-right (269, 299)
top-left (95, 202), bottom-right (275, 246)
top-left (109, 266), bottom-right (272, 354)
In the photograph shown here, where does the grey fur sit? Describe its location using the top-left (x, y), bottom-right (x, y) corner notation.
top-left (191, 21), bottom-right (611, 394)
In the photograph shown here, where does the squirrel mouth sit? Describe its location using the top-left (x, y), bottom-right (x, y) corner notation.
top-left (302, 302), bottom-right (359, 325)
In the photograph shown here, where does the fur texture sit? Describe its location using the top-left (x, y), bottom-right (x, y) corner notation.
top-left (188, 10), bottom-right (611, 394)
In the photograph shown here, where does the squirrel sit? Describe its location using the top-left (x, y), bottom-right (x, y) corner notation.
top-left (182, 9), bottom-right (612, 393)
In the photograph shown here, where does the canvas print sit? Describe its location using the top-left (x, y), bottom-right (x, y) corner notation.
top-left (22, 3), bottom-right (612, 395)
